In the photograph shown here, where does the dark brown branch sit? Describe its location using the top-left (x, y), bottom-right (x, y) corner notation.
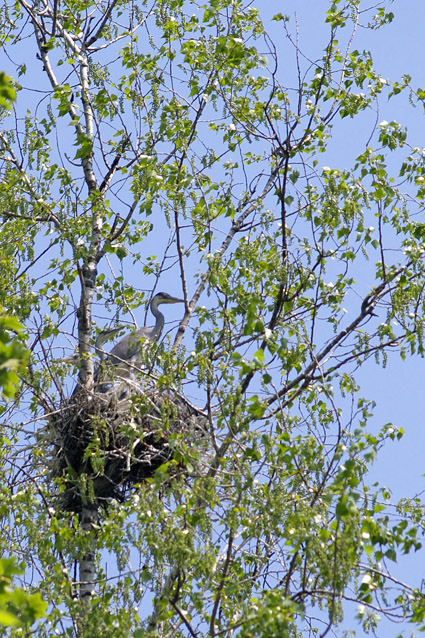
top-left (266, 272), bottom-right (405, 411)
top-left (173, 160), bottom-right (286, 349)
top-left (168, 600), bottom-right (198, 638)
top-left (51, 0), bottom-right (58, 36)
top-left (85, 0), bottom-right (120, 47)
top-left (210, 532), bottom-right (234, 637)
top-left (99, 134), bottom-right (131, 194)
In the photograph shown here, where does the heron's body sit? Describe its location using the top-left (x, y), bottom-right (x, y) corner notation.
top-left (107, 317), bottom-right (163, 366)
top-left (95, 291), bottom-right (184, 390)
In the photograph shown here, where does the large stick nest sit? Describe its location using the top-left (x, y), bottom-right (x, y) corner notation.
top-left (47, 379), bottom-right (207, 513)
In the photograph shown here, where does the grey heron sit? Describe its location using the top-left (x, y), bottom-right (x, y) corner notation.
top-left (95, 291), bottom-right (184, 390)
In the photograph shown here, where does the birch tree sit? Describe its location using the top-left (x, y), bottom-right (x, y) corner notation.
top-left (1, 0), bottom-right (425, 636)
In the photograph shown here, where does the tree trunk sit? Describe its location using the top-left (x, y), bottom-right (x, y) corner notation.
top-left (79, 505), bottom-right (98, 600)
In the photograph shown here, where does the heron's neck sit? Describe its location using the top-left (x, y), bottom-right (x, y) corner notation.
top-left (150, 303), bottom-right (165, 340)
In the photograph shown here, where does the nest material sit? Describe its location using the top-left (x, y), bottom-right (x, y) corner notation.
top-left (47, 380), bottom-right (206, 512)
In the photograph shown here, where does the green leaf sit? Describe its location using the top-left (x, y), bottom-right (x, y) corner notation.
top-left (0, 72), bottom-right (16, 109)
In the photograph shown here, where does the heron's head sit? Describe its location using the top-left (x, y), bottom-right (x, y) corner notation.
top-left (153, 292), bottom-right (184, 306)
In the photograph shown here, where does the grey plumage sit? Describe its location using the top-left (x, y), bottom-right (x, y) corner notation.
top-left (95, 291), bottom-right (184, 390)
top-left (94, 326), bottom-right (123, 361)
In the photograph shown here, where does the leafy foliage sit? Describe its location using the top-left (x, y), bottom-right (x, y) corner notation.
top-left (0, 312), bottom-right (43, 628)
top-left (0, 72), bottom-right (16, 109)
top-left (0, 557), bottom-right (46, 628)
top-left (0, 0), bottom-right (425, 636)
top-left (0, 315), bottom-right (28, 400)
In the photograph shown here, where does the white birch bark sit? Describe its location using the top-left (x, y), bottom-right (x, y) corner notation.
top-left (79, 505), bottom-right (98, 600)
